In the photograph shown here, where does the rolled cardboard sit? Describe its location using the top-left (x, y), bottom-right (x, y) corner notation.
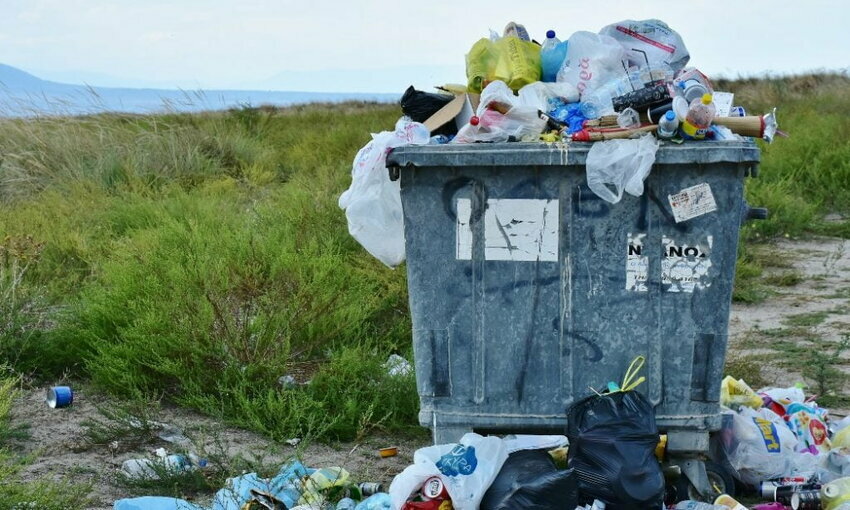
top-left (713, 116), bottom-right (765, 138)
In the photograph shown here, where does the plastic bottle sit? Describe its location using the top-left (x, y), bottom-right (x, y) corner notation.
top-left (822, 477), bottom-right (850, 510)
top-left (541, 30), bottom-right (568, 82)
top-left (657, 110), bottom-right (680, 139)
top-left (681, 93), bottom-right (716, 140)
top-left (676, 501), bottom-right (730, 510)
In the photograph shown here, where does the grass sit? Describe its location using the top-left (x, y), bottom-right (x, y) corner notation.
top-left (0, 73), bottom-right (848, 448)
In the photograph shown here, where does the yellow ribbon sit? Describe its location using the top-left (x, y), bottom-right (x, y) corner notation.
top-left (620, 355), bottom-right (647, 392)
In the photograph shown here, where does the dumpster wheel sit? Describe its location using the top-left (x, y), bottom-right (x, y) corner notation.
top-left (675, 461), bottom-right (736, 501)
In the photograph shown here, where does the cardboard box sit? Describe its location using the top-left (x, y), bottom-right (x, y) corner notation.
top-left (423, 93), bottom-right (480, 134)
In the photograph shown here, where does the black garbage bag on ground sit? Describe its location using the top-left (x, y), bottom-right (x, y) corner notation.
top-left (480, 448), bottom-right (578, 510)
top-left (399, 86), bottom-right (456, 136)
top-left (566, 390), bottom-right (665, 509)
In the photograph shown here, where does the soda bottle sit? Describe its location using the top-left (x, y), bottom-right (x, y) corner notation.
top-left (541, 30), bottom-right (567, 82)
top-left (681, 93), bottom-right (716, 140)
top-left (657, 110), bottom-right (680, 139)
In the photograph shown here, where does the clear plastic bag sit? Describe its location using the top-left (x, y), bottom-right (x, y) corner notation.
top-left (556, 31), bottom-right (626, 98)
top-left (389, 433), bottom-right (508, 510)
top-left (585, 134), bottom-right (659, 203)
top-left (338, 117), bottom-right (430, 267)
top-left (599, 19), bottom-right (690, 72)
top-left (453, 81), bottom-right (547, 144)
top-left (723, 407), bottom-right (818, 485)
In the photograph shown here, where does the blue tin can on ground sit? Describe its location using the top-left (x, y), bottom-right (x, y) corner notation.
top-left (46, 386), bottom-right (73, 408)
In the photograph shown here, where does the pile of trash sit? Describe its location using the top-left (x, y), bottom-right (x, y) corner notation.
top-left (719, 376), bottom-right (850, 486)
top-left (339, 18), bottom-right (782, 267)
top-left (114, 461), bottom-right (392, 510)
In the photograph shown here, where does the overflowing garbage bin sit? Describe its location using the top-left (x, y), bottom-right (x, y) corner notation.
top-left (386, 140), bottom-right (763, 496)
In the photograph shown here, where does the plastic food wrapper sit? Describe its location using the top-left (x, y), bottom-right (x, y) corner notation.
top-left (722, 407), bottom-right (818, 485)
top-left (585, 133), bottom-right (659, 203)
top-left (720, 376), bottom-right (764, 409)
top-left (787, 408), bottom-right (831, 454)
top-left (479, 449), bottom-right (578, 510)
top-left (453, 81), bottom-right (547, 143)
top-left (599, 19), bottom-right (690, 72)
top-left (338, 117), bottom-right (430, 267)
top-left (557, 31), bottom-right (626, 99)
top-left (566, 390), bottom-right (665, 508)
top-left (389, 432), bottom-right (508, 510)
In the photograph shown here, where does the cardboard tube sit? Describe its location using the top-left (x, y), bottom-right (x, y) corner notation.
top-left (713, 116), bottom-right (765, 138)
top-left (572, 124), bottom-right (658, 142)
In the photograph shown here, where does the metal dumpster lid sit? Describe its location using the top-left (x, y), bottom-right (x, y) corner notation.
top-left (387, 140), bottom-right (760, 168)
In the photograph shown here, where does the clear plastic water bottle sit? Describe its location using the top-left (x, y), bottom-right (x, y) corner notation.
top-left (541, 30), bottom-right (568, 82)
top-left (657, 110), bottom-right (680, 139)
top-left (681, 93), bottom-right (716, 140)
top-left (675, 500), bottom-right (729, 510)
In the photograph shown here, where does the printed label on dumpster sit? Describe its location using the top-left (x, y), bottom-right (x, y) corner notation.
top-left (661, 235), bottom-right (713, 293)
top-left (626, 233), bottom-right (649, 292)
top-left (455, 198), bottom-right (559, 261)
top-left (668, 183), bottom-right (717, 223)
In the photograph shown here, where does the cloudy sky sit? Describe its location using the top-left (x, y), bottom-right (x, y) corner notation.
top-left (1, 0), bottom-right (847, 93)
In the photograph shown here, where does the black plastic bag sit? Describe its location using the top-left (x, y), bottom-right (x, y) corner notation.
top-left (399, 86), bottom-right (456, 136)
top-left (480, 449), bottom-right (578, 510)
top-left (566, 390), bottom-right (665, 509)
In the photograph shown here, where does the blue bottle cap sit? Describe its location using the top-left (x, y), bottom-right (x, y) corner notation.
top-left (665, 110), bottom-right (676, 120)
top-left (546, 30), bottom-right (556, 39)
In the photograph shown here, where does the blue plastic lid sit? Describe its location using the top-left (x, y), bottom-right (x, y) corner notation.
top-left (546, 30), bottom-right (556, 39)
top-left (665, 110), bottom-right (676, 120)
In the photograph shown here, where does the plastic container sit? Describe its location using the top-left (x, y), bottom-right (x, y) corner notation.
top-left (681, 93), bottom-right (716, 140)
top-left (657, 110), bottom-right (680, 139)
top-left (714, 494), bottom-right (748, 510)
top-left (541, 30), bottom-right (567, 83)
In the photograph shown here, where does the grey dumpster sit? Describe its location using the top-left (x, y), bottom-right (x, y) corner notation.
top-left (386, 141), bottom-right (761, 495)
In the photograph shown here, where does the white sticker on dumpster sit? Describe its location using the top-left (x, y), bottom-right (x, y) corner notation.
top-left (668, 183), bottom-right (717, 223)
top-left (455, 198), bottom-right (559, 261)
top-left (626, 233), bottom-right (649, 292)
top-left (456, 199), bottom-right (473, 260)
top-left (661, 235), bottom-right (713, 293)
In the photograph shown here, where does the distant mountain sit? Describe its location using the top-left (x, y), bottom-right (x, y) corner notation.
top-left (0, 64), bottom-right (399, 117)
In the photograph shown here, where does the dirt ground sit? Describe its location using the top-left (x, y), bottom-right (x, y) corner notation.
top-left (8, 236), bottom-right (850, 508)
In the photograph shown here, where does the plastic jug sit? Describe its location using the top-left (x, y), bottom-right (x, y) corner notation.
top-left (541, 30), bottom-right (568, 82)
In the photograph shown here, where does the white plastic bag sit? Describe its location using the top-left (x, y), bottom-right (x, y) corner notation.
top-left (453, 81), bottom-right (547, 144)
top-left (585, 134), bottom-right (659, 203)
top-left (516, 81), bottom-right (580, 111)
top-left (389, 433), bottom-right (508, 510)
top-left (338, 117), bottom-right (430, 267)
top-left (556, 31), bottom-right (626, 98)
top-left (599, 19), bottom-right (690, 72)
top-left (724, 407), bottom-right (817, 485)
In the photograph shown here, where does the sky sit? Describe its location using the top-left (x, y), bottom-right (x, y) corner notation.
top-left (1, 0), bottom-right (848, 93)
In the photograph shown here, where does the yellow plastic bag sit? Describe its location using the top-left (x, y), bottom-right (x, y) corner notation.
top-left (466, 38), bottom-right (497, 93)
top-left (720, 376), bottom-right (763, 409)
top-left (466, 36), bottom-right (541, 93)
top-left (493, 37), bottom-right (541, 92)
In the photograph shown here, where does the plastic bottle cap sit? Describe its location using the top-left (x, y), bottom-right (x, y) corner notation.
top-left (546, 30), bottom-right (556, 39)
top-left (665, 110), bottom-right (676, 120)
top-left (470, 116), bottom-right (479, 126)
top-left (701, 93), bottom-right (713, 105)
